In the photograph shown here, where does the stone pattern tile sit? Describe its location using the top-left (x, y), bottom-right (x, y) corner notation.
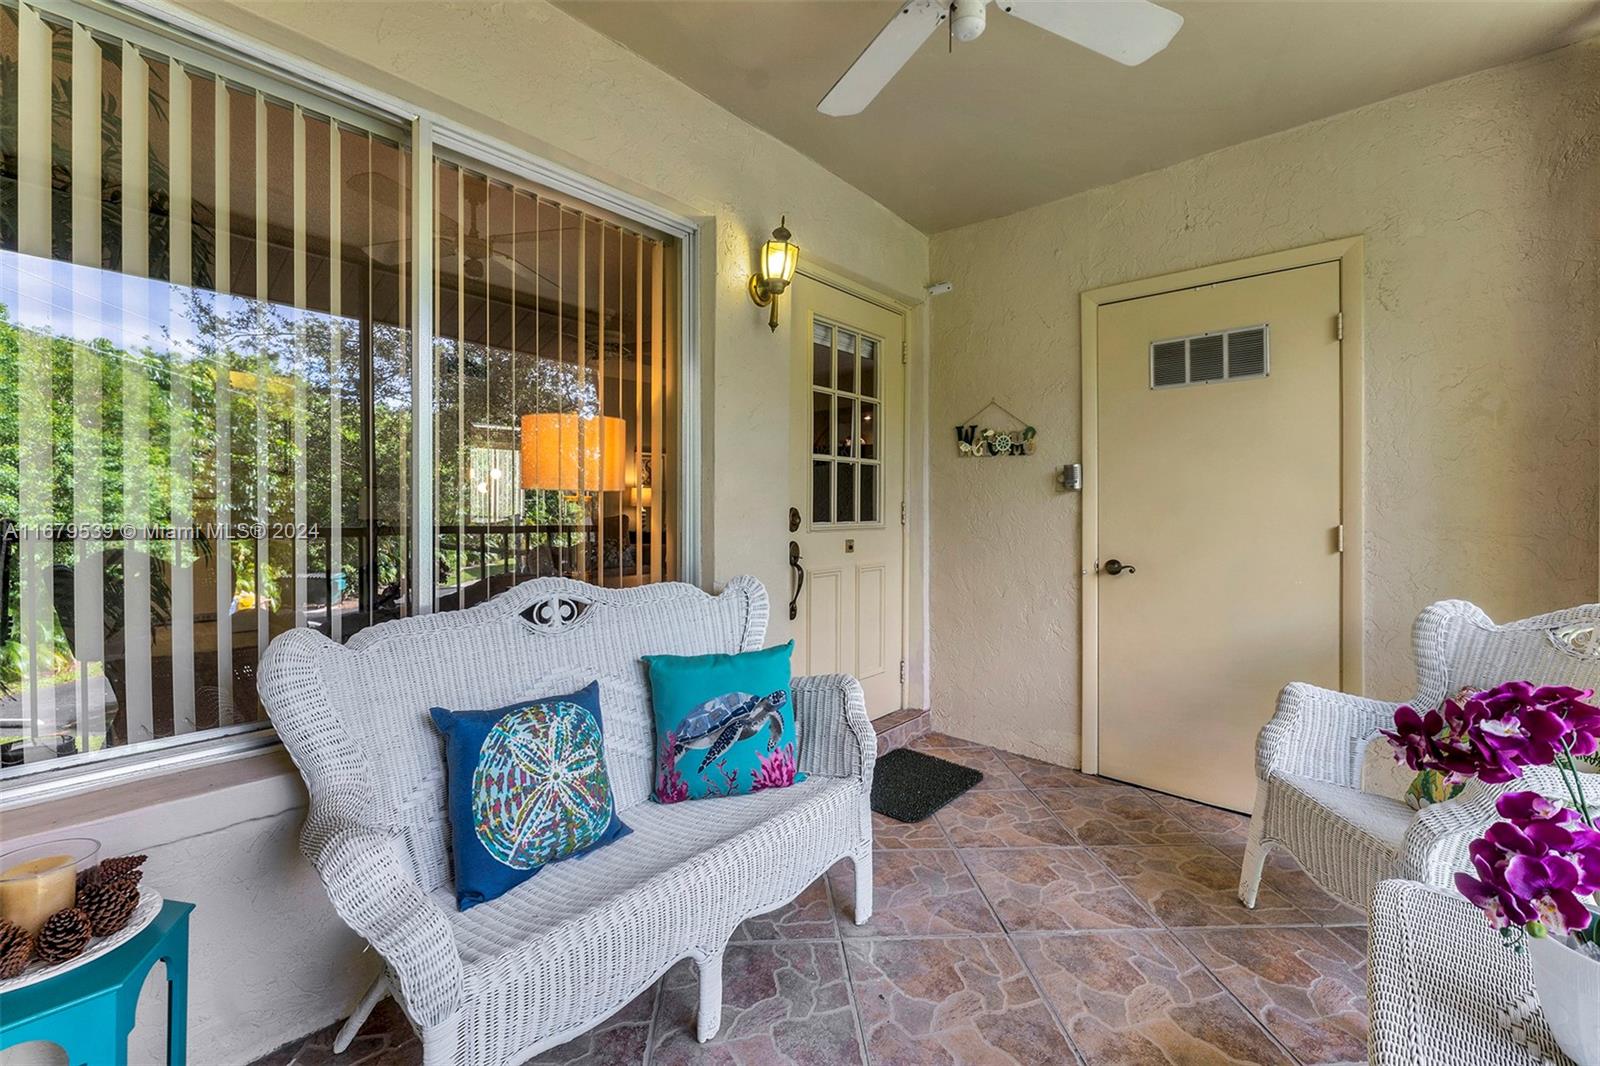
top-left (249, 736), bottom-right (1369, 1065)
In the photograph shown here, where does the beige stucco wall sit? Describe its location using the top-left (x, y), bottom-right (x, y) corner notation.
top-left (927, 38), bottom-right (1600, 766)
top-left (3, 3), bottom-right (929, 1064)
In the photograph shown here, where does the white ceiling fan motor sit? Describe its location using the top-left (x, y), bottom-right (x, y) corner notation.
top-left (951, 0), bottom-right (988, 43)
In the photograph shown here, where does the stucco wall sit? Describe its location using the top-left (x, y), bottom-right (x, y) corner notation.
top-left (927, 39), bottom-right (1600, 765)
top-left (3, 3), bottom-right (929, 1064)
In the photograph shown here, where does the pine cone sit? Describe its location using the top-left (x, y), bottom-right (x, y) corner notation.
top-left (102, 868), bottom-right (143, 892)
top-left (98, 855), bottom-right (147, 880)
top-left (0, 919), bottom-right (32, 979)
top-left (78, 877), bottom-right (139, 937)
top-left (34, 909), bottom-right (92, 965)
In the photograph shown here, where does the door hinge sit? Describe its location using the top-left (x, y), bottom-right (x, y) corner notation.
top-left (1336, 524), bottom-right (1345, 553)
top-left (900, 500), bottom-right (907, 526)
top-left (899, 659), bottom-right (907, 684)
top-left (1335, 311), bottom-right (1344, 341)
top-left (901, 339), bottom-right (908, 364)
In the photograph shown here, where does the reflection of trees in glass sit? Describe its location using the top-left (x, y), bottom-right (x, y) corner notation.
top-left (0, 26), bottom-right (212, 285)
top-left (0, 279), bottom-right (406, 694)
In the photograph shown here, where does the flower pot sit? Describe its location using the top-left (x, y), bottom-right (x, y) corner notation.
top-left (1527, 931), bottom-right (1600, 1063)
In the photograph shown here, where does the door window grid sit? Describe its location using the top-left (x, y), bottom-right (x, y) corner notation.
top-left (809, 318), bottom-right (880, 527)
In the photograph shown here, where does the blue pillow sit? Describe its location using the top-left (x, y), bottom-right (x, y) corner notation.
top-left (429, 681), bottom-right (630, 910)
top-left (644, 642), bottom-right (804, 803)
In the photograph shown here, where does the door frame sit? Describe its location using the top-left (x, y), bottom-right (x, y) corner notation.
top-left (1078, 237), bottom-right (1366, 775)
top-left (792, 258), bottom-right (916, 712)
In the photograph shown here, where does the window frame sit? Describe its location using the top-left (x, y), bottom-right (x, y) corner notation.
top-left (1, 0), bottom-right (703, 809)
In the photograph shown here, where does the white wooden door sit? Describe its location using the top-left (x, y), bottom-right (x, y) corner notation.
top-left (789, 276), bottom-right (906, 716)
top-left (1096, 262), bottom-right (1343, 811)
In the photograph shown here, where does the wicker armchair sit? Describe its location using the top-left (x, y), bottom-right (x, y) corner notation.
top-left (258, 576), bottom-right (875, 1066)
top-left (1238, 600), bottom-right (1600, 912)
top-left (1369, 879), bottom-right (1568, 1065)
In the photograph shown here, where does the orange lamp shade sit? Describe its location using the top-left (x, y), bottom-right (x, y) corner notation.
top-left (520, 413), bottom-right (627, 492)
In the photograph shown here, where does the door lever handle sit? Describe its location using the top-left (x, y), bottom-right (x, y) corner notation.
top-left (788, 540), bottom-right (805, 620)
top-left (1103, 558), bottom-right (1136, 576)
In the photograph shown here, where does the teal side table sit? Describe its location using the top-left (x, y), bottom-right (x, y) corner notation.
top-left (0, 899), bottom-right (193, 1066)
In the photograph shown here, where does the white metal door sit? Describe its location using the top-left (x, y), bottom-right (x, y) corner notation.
top-left (788, 276), bottom-right (906, 716)
top-left (1096, 262), bottom-right (1343, 811)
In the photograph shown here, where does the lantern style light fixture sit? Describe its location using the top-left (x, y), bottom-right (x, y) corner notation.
top-left (748, 216), bottom-right (799, 332)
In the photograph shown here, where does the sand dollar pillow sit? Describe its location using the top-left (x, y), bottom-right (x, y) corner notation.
top-left (430, 681), bottom-right (630, 909)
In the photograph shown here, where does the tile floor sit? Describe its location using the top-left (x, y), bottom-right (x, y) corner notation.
top-left (254, 733), bottom-right (1369, 1066)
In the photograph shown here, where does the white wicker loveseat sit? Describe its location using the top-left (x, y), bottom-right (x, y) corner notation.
top-left (258, 576), bottom-right (875, 1066)
top-left (1238, 599), bottom-right (1600, 912)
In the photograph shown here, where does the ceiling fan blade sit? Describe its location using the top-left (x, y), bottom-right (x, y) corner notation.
top-left (818, 0), bottom-right (948, 117)
top-left (1000, 0), bottom-right (1182, 66)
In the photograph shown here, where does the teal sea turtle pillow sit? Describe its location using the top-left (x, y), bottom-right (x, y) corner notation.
top-left (645, 642), bottom-right (804, 802)
top-left (430, 681), bottom-right (630, 910)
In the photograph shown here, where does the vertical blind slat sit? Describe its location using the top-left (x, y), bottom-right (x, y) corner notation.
top-left (251, 92), bottom-right (268, 669)
top-left (168, 59), bottom-right (196, 735)
top-left (69, 20), bottom-right (105, 755)
top-left (16, 4), bottom-right (52, 758)
top-left (291, 105), bottom-right (308, 632)
top-left (328, 121), bottom-right (343, 643)
top-left (211, 74), bottom-right (234, 726)
top-left (119, 42), bottom-right (154, 745)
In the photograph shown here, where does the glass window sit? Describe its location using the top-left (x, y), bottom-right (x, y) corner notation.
top-left (432, 157), bottom-right (676, 603)
top-left (0, 1), bottom-right (686, 783)
top-left (0, 3), bottom-right (413, 775)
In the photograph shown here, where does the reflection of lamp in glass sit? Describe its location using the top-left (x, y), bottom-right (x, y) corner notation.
top-left (519, 413), bottom-right (627, 494)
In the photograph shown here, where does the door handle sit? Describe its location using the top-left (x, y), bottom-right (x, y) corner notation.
top-left (788, 540), bottom-right (805, 620)
top-left (1103, 558), bottom-right (1136, 576)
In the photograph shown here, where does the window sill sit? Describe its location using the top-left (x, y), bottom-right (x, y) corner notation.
top-left (1, 742), bottom-right (307, 852)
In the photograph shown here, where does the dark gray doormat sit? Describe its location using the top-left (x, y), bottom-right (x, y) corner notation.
top-left (871, 747), bottom-right (983, 823)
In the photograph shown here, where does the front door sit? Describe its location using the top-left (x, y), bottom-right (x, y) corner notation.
top-left (789, 275), bottom-right (906, 717)
top-left (1095, 261), bottom-right (1344, 811)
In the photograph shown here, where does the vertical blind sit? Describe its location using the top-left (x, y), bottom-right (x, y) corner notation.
top-left (0, 0), bottom-right (414, 771)
top-left (432, 158), bottom-right (674, 611)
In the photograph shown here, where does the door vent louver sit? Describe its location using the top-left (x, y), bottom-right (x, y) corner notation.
top-left (1151, 340), bottom-right (1187, 388)
top-left (1148, 325), bottom-right (1270, 389)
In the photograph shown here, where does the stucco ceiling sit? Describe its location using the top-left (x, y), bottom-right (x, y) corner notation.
top-left (556, 0), bottom-right (1600, 232)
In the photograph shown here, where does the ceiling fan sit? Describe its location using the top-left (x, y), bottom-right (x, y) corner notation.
top-left (818, 0), bottom-right (1184, 117)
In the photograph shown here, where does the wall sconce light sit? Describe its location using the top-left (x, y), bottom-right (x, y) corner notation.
top-left (749, 216), bottom-right (799, 332)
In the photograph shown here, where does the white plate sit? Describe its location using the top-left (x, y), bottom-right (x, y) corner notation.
top-left (0, 887), bottom-right (164, 994)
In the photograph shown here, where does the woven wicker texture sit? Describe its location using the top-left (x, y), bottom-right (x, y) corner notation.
top-left (1369, 879), bottom-right (1571, 1065)
top-left (258, 576), bottom-right (876, 1066)
top-left (1240, 600), bottom-right (1600, 914)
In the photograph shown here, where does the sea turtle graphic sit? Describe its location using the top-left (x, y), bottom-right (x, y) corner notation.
top-left (671, 689), bottom-right (789, 774)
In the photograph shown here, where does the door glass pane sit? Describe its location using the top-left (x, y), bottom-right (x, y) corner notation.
top-left (835, 397), bottom-right (855, 457)
top-left (859, 402), bottom-right (878, 460)
top-left (811, 391), bottom-right (830, 456)
top-left (835, 462), bottom-right (856, 523)
top-left (860, 464), bottom-right (878, 523)
top-left (837, 329), bottom-right (856, 393)
top-left (860, 337), bottom-right (878, 397)
top-left (0, 14), bottom-right (411, 776)
top-left (812, 321), bottom-right (832, 388)
top-left (811, 460), bottom-right (831, 523)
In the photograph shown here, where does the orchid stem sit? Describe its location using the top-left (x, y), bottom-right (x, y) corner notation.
top-left (1561, 745), bottom-right (1594, 828)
